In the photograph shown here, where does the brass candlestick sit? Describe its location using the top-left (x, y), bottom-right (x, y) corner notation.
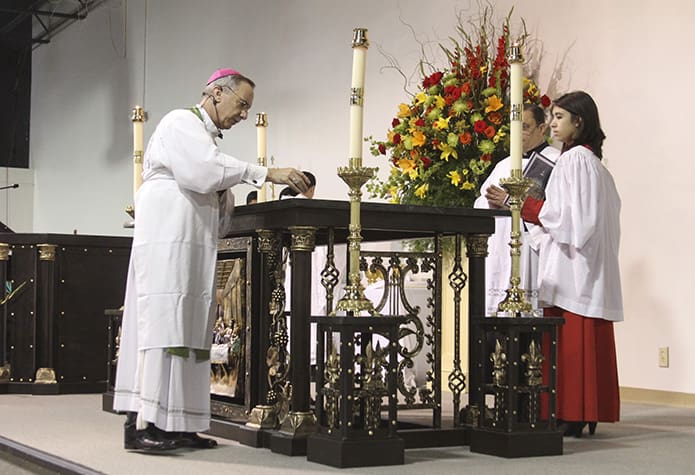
top-left (333, 166), bottom-right (376, 316)
top-left (497, 170), bottom-right (534, 316)
top-left (333, 27), bottom-right (376, 316)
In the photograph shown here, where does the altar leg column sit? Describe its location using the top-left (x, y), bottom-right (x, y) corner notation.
top-left (270, 226), bottom-right (318, 456)
top-left (463, 233), bottom-right (489, 425)
top-left (34, 243), bottom-right (58, 393)
top-left (0, 243), bottom-right (9, 385)
top-left (236, 230), bottom-right (284, 447)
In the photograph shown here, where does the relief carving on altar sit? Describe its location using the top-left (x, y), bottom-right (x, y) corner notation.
top-left (210, 258), bottom-right (246, 398)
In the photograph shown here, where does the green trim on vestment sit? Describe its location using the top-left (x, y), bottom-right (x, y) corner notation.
top-left (166, 347), bottom-right (210, 362)
top-left (190, 106), bottom-right (204, 122)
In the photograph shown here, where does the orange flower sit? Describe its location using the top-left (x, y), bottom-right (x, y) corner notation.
top-left (487, 111), bottom-right (502, 125)
top-left (459, 131), bottom-right (472, 145)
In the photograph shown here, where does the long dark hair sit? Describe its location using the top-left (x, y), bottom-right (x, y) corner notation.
top-left (553, 91), bottom-right (606, 159)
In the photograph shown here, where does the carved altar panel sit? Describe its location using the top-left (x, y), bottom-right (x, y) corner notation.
top-left (211, 257), bottom-right (246, 398)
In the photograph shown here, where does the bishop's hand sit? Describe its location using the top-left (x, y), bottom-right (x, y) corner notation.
top-left (266, 168), bottom-right (311, 194)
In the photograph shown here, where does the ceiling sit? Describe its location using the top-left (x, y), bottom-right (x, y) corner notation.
top-left (0, 0), bottom-right (105, 50)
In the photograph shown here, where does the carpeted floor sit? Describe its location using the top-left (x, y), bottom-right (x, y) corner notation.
top-left (1, 394), bottom-right (694, 474)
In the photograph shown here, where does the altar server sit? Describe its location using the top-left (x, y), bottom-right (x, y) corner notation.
top-left (113, 68), bottom-right (310, 451)
top-left (522, 91), bottom-right (622, 437)
top-left (474, 103), bottom-right (560, 315)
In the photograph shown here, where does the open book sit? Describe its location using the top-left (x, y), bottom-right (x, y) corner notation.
top-left (523, 150), bottom-right (556, 200)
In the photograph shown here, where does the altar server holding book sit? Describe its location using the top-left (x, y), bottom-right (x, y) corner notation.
top-left (522, 90), bottom-right (623, 438)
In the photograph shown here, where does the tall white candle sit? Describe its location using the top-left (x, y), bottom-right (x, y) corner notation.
top-left (256, 112), bottom-right (268, 202)
top-left (349, 28), bottom-right (368, 168)
top-left (131, 106), bottom-right (145, 202)
top-left (509, 42), bottom-right (523, 172)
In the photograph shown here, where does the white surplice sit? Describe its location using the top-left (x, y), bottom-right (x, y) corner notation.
top-left (113, 105), bottom-right (266, 431)
top-left (474, 145), bottom-right (560, 316)
top-left (528, 145), bottom-right (623, 322)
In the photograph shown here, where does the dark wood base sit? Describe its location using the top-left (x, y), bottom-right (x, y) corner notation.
top-left (209, 418), bottom-right (272, 448)
top-left (1, 382), bottom-right (106, 395)
top-left (399, 427), bottom-right (469, 448)
top-left (307, 433), bottom-right (404, 468)
top-left (269, 431), bottom-right (308, 456)
top-left (102, 392), bottom-right (117, 413)
top-left (469, 428), bottom-right (563, 458)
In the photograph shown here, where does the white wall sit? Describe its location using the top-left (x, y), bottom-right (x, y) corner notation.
top-left (29, 0), bottom-right (695, 394)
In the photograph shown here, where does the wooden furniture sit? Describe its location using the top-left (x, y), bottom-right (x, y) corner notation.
top-left (209, 199), bottom-right (497, 457)
top-left (0, 234), bottom-right (131, 394)
top-left (307, 315), bottom-right (405, 468)
top-left (468, 316), bottom-right (564, 457)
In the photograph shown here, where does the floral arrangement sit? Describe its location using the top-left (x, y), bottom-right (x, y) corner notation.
top-left (367, 9), bottom-right (550, 208)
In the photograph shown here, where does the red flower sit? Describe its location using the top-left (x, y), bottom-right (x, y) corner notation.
top-left (378, 143), bottom-right (386, 155)
top-left (392, 118), bottom-right (401, 128)
top-left (481, 153), bottom-right (492, 162)
top-left (444, 85), bottom-right (462, 106)
top-left (473, 120), bottom-right (487, 134)
top-left (421, 157), bottom-right (432, 169)
top-left (415, 118), bottom-right (425, 127)
top-left (422, 71), bottom-right (444, 88)
top-left (392, 134), bottom-right (401, 144)
top-left (540, 95), bottom-right (551, 108)
top-left (431, 138), bottom-right (440, 147)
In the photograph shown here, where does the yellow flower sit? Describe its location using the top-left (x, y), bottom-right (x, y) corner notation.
top-left (389, 186), bottom-right (399, 203)
top-left (434, 95), bottom-right (446, 109)
top-left (461, 181), bottom-right (475, 190)
top-left (415, 92), bottom-right (427, 105)
top-left (485, 95), bottom-right (504, 113)
top-left (397, 158), bottom-right (415, 173)
top-left (447, 170), bottom-right (462, 186)
top-left (433, 116), bottom-right (451, 130)
top-left (398, 158), bottom-right (420, 178)
top-left (411, 130), bottom-right (426, 147)
top-left (397, 103), bottom-right (412, 118)
top-left (415, 183), bottom-right (429, 198)
top-left (438, 143), bottom-right (458, 161)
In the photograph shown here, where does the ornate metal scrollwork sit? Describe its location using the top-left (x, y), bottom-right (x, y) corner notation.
top-left (521, 339), bottom-right (545, 425)
top-left (323, 345), bottom-right (342, 430)
top-left (490, 338), bottom-right (508, 424)
top-left (355, 340), bottom-right (389, 432)
top-left (320, 228), bottom-right (340, 315)
top-left (360, 251), bottom-right (436, 408)
top-left (447, 235), bottom-right (467, 423)
top-left (250, 230), bottom-right (290, 428)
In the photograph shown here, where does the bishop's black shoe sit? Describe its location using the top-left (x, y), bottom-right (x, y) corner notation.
top-left (123, 412), bottom-right (177, 452)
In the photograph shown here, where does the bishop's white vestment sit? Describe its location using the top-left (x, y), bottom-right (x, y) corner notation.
top-left (113, 105), bottom-right (266, 432)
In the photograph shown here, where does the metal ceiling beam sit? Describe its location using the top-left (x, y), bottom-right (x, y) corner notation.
top-left (0, 7), bottom-right (87, 20)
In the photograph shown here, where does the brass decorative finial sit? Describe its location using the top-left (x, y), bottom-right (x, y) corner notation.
top-left (508, 39), bottom-right (524, 63)
top-left (131, 106), bottom-right (146, 122)
top-left (255, 112), bottom-right (268, 127)
top-left (352, 28), bottom-right (369, 48)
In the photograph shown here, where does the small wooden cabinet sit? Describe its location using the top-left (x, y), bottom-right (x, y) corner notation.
top-left (0, 234), bottom-right (131, 394)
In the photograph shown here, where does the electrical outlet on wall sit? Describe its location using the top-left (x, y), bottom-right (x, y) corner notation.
top-left (658, 347), bottom-right (669, 368)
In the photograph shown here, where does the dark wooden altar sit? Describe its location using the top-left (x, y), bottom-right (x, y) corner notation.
top-left (0, 234), bottom-right (131, 394)
top-left (207, 199), bottom-right (498, 457)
